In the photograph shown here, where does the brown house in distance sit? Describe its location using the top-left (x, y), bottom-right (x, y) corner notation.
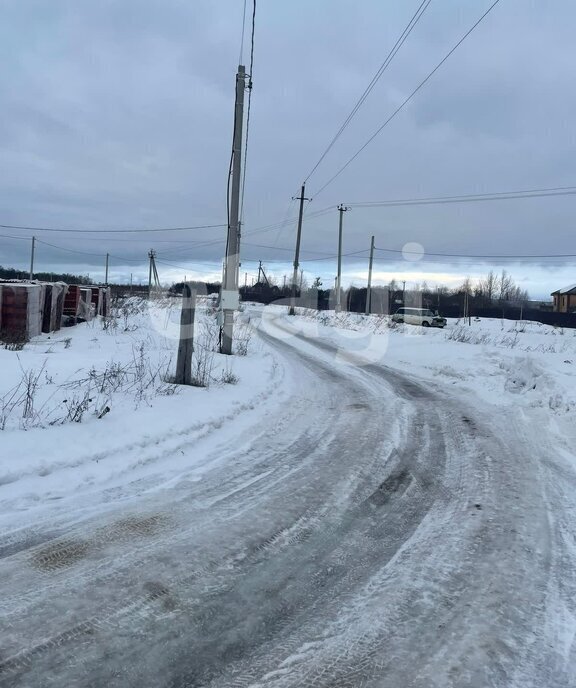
top-left (551, 284), bottom-right (576, 312)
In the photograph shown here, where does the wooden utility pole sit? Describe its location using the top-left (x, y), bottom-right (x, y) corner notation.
top-left (175, 284), bottom-right (196, 385)
top-left (335, 205), bottom-right (350, 313)
top-left (289, 184), bottom-right (309, 315)
top-left (365, 235), bottom-right (375, 315)
top-left (105, 253), bottom-right (109, 285)
top-left (29, 236), bottom-right (35, 280)
top-left (221, 65), bottom-right (246, 354)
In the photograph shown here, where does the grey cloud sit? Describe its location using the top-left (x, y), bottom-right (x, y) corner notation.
top-left (1, 0), bottom-right (575, 298)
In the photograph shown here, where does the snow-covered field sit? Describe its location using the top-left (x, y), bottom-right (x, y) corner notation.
top-left (276, 305), bottom-right (576, 419)
top-left (1, 300), bottom-right (576, 687)
top-left (0, 298), bottom-right (285, 526)
top-left (2, 301), bottom-right (575, 528)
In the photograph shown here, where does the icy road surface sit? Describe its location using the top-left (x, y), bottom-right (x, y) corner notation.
top-left (1, 315), bottom-right (575, 687)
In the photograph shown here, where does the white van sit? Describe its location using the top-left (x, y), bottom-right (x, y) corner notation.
top-left (391, 307), bottom-right (447, 328)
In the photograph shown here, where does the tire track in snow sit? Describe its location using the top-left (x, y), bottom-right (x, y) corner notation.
top-left (0, 317), bottom-right (563, 687)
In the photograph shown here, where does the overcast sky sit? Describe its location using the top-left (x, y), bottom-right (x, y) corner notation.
top-left (1, 0), bottom-right (575, 297)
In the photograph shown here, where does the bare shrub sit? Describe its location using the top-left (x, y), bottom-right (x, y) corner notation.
top-left (0, 382), bottom-right (24, 430)
top-left (220, 362), bottom-right (239, 385)
top-left (20, 361), bottom-right (46, 421)
top-left (101, 315), bottom-right (118, 333)
top-left (190, 344), bottom-right (215, 387)
top-left (203, 317), bottom-right (221, 353)
top-left (234, 322), bottom-right (253, 356)
top-left (62, 392), bottom-right (93, 423)
top-left (445, 327), bottom-right (491, 345)
top-left (499, 332), bottom-right (520, 349)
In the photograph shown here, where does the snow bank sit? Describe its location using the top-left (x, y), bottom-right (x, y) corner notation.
top-left (271, 308), bottom-right (576, 416)
top-left (0, 298), bottom-right (287, 522)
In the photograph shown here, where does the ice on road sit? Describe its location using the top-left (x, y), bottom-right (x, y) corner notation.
top-left (1, 314), bottom-right (575, 687)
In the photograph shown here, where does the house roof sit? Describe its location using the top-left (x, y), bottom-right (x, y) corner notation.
top-left (551, 283), bottom-right (576, 295)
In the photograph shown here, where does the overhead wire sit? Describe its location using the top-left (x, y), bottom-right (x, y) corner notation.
top-left (239, 0), bottom-right (256, 224)
top-left (311, 0), bottom-right (503, 198)
top-left (375, 246), bottom-right (576, 259)
top-left (238, 0), bottom-right (248, 64)
top-left (0, 222), bottom-right (227, 234)
top-left (35, 238), bottom-right (106, 258)
top-left (304, 0), bottom-right (433, 182)
top-left (0, 233), bottom-right (31, 241)
top-left (347, 185), bottom-right (576, 207)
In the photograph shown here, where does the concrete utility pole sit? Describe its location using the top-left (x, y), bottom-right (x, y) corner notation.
top-left (365, 235), bottom-right (375, 315)
top-left (175, 284), bottom-right (196, 385)
top-left (148, 250), bottom-right (154, 297)
top-left (335, 205), bottom-right (350, 313)
top-left (105, 253), bottom-right (109, 285)
top-left (289, 184), bottom-right (309, 315)
top-left (148, 249), bottom-right (161, 297)
top-left (221, 64), bottom-right (246, 355)
top-left (29, 236), bottom-right (35, 280)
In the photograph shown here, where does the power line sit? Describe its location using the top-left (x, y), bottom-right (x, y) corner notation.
top-left (312, 0), bottom-right (503, 198)
top-left (35, 238), bottom-right (106, 257)
top-left (155, 238), bottom-right (227, 256)
top-left (301, 249), bottom-right (369, 263)
top-left (348, 185), bottom-right (576, 207)
top-left (241, 205), bottom-right (334, 236)
top-left (155, 258), bottom-right (224, 272)
top-left (0, 222), bottom-right (227, 234)
top-left (238, 0), bottom-right (248, 64)
top-left (304, 0), bottom-right (433, 182)
top-left (0, 233), bottom-right (31, 241)
top-left (240, 0), bottom-right (256, 223)
top-left (270, 196), bottom-right (296, 248)
top-left (375, 246), bottom-right (576, 259)
top-left (0, 204), bottom-right (330, 242)
top-left (243, 241), bottom-right (341, 256)
top-left (34, 238), bottom-right (143, 263)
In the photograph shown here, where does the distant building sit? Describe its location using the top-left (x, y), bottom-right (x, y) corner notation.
top-left (551, 284), bottom-right (576, 312)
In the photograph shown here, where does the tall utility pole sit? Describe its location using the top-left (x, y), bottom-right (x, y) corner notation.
top-left (148, 249), bottom-right (160, 297)
top-left (335, 205), bottom-right (350, 313)
top-left (221, 64), bottom-right (246, 355)
top-left (365, 235), bottom-right (375, 315)
top-left (29, 236), bottom-right (36, 280)
top-left (289, 184), bottom-right (309, 315)
top-left (148, 250), bottom-right (154, 297)
top-left (105, 253), bottom-right (109, 285)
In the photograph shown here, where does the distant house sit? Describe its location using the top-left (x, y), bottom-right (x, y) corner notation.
top-left (551, 284), bottom-right (576, 312)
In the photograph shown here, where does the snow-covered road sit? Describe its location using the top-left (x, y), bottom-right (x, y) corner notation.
top-left (1, 313), bottom-right (575, 687)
